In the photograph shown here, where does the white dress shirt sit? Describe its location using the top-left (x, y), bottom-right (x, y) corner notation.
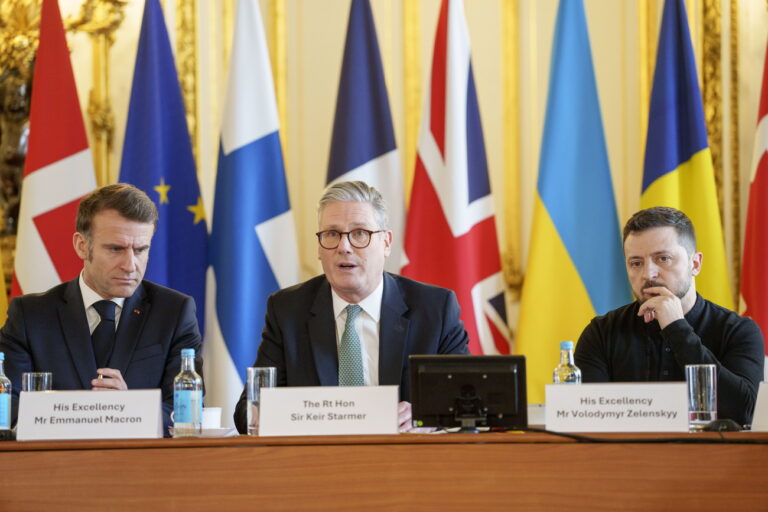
top-left (331, 278), bottom-right (383, 386)
top-left (79, 273), bottom-right (126, 335)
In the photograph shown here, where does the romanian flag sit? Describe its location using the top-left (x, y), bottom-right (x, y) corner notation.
top-left (517, 0), bottom-right (629, 403)
top-left (641, 0), bottom-right (732, 309)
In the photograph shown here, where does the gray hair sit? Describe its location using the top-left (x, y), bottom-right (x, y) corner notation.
top-left (317, 181), bottom-right (389, 230)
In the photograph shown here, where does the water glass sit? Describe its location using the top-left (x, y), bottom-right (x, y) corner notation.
top-left (22, 372), bottom-right (52, 392)
top-left (247, 367), bottom-right (276, 435)
top-left (686, 364), bottom-right (717, 431)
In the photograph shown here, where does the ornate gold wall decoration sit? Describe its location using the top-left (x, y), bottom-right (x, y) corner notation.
top-left (729, 0), bottom-right (739, 295)
top-left (403, 0), bottom-right (420, 200)
top-left (639, 0), bottom-right (658, 157)
top-left (0, 0), bottom-right (40, 290)
top-left (176, 0), bottom-right (198, 167)
top-left (502, 0), bottom-right (522, 300)
top-left (701, 0), bottom-right (724, 216)
top-left (66, 0), bottom-right (128, 186)
top-left (0, 0), bottom-right (40, 76)
top-left (268, 0), bottom-right (287, 169)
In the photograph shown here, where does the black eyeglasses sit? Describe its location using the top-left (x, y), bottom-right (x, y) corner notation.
top-left (316, 229), bottom-right (385, 249)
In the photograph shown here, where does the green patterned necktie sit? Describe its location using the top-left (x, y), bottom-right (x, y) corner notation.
top-left (338, 304), bottom-right (364, 386)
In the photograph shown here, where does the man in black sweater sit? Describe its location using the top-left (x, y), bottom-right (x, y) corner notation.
top-left (575, 207), bottom-right (764, 426)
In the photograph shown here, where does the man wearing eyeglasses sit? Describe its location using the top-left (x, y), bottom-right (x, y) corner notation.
top-left (234, 181), bottom-right (470, 433)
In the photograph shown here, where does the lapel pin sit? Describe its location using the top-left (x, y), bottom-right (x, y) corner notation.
top-left (133, 309), bottom-right (141, 315)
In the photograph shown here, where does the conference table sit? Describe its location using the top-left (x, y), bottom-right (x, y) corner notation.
top-left (1, 430), bottom-right (767, 510)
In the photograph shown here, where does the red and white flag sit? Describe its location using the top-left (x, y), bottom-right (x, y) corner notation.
top-left (741, 39), bottom-right (768, 378)
top-left (402, 0), bottom-right (510, 355)
top-left (11, 0), bottom-right (97, 297)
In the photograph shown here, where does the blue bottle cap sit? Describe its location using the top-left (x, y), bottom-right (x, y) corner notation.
top-left (560, 341), bottom-right (574, 350)
top-left (181, 348), bottom-right (195, 357)
top-left (0, 352), bottom-right (4, 361)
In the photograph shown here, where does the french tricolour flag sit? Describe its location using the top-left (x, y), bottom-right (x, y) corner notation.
top-left (326, 0), bottom-right (404, 271)
top-left (206, 0), bottom-right (299, 427)
top-left (402, 0), bottom-right (509, 355)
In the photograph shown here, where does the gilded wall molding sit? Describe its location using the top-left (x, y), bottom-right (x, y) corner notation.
top-left (639, 0), bottom-right (658, 158)
top-left (268, 0), bottom-right (287, 169)
top-left (402, 0), bottom-right (420, 200)
top-left (729, 0), bottom-right (740, 294)
top-left (66, 0), bottom-right (128, 186)
top-left (701, 0), bottom-right (724, 217)
top-left (176, 0), bottom-right (198, 168)
top-left (502, 0), bottom-right (522, 300)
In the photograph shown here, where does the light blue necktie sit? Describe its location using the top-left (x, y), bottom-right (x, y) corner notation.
top-left (338, 304), bottom-right (364, 386)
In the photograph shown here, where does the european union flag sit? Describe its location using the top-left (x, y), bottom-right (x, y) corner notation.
top-left (119, 0), bottom-right (207, 331)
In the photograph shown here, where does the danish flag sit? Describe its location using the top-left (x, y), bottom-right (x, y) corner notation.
top-left (402, 0), bottom-right (510, 355)
top-left (11, 0), bottom-right (96, 297)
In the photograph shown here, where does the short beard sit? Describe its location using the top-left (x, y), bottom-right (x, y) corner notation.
top-left (639, 278), bottom-right (690, 302)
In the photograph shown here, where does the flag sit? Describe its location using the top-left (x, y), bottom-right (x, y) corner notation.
top-left (516, 0), bottom-right (630, 403)
top-left (642, 0), bottom-right (732, 309)
top-left (207, 0), bottom-right (299, 426)
top-left (12, 0), bottom-right (96, 298)
top-left (326, 0), bottom-right (404, 272)
top-left (401, 0), bottom-right (510, 356)
top-left (119, 0), bottom-right (207, 332)
top-left (740, 38), bottom-right (768, 379)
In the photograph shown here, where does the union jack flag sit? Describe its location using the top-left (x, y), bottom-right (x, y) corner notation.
top-left (402, 0), bottom-right (509, 355)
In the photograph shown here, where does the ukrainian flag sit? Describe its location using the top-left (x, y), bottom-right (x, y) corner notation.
top-left (642, 0), bottom-right (733, 309)
top-left (517, 0), bottom-right (629, 403)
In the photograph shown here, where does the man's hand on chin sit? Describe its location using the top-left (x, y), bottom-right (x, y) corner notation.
top-left (637, 286), bottom-right (685, 329)
top-left (91, 368), bottom-right (128, 390)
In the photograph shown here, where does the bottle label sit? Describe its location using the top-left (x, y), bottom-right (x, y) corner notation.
top-left (0, 394), bottom-right (9, 429)
top-left (173, 390), bottom-right (202, 424)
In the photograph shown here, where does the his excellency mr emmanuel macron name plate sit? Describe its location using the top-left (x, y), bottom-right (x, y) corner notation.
top-left (545, 383), bottom-right (688, 432)
top-left (17, 389), bottom-right (163, 440)
top-left (259, 386), bottom-right (399, 436)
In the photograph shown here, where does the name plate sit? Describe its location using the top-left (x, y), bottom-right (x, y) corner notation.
top-left (17, 389), bottom-right (163, 440)
top-left (750, 381), bottom-right (768, 431)
top-left (545, 383), bottom-right (688, 432)
top-left (259, 386), bottom-right (398, 436)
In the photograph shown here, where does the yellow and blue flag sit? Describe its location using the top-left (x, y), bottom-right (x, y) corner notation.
top-left (642, 0), bottom-right (732, 309)
top-left (119, 0), bottom-right (208, 331)
top-left (517, 0), bottom-right (629, 403)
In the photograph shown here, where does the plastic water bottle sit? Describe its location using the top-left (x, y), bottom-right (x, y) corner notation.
top-left (173, 348), bottom-right (202, 437)
top-left (553, 341), bottom-right (582, 384)
top-left (0, 352), bottom-right (11, 430)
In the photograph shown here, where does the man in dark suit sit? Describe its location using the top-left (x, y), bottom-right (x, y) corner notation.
top-left (234, 181), bottom-right (469, 433)
top-left (0, 183), bottom-right (201, 426)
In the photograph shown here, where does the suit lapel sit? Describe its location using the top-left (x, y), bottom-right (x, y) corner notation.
top-left (59, 279), bottom-right (97, 388)
top-left (378, 273), bottom-right (409, 386)
top-left (309, 279), bottom-right (339, 386)
top-left (109, 283), bottom-right (149, 375)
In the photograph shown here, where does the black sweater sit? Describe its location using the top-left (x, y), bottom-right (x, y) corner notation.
top-left (575, 294), bottom-right (764, 426)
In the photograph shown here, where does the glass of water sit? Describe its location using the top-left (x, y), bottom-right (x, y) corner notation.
top-left (686, 364), bottom-right (717, 431)
top-left (246, 367), bottom-right (276, 435)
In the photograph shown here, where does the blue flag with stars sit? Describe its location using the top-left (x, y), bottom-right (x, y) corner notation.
top-left (119, 0), bottom-right (207, 332)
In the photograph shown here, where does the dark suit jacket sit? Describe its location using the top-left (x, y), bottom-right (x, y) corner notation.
top-left (0, 278), bottom-right (202, 426)
top-left (234, 272), bottom-right (470, 433)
